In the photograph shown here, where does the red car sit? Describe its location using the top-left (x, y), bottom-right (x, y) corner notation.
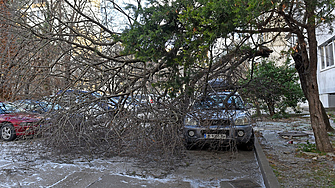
top-left (0, 102), bottom-right (43, 141)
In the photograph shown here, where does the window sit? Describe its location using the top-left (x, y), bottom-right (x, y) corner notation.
top-left (320, 46), bottom-right (325, 69)
top-left (326, 43), bottom-right (334, 66)
top-left (320, 40), bottom-right (335, 70)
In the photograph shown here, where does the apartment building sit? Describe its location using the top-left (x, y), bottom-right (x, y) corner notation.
top-left (317, 32), bottom-right (335, 108)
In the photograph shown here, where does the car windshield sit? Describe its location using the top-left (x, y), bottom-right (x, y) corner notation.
top-left (194, 94), bottom-right (245, 110)
top-left (0, 102), bottom-right (26, 114)
top-left (13, 100), bottom-right (53, 113)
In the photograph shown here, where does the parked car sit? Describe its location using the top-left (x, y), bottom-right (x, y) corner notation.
top-left (0, 102), bottom-right (43, 141)
top-left (110, 96), bottom-right (137, 110)
top-left (12, 99), bottom-right (60, 114)
top-left (55, 89), bottom-right (113, 111)
top-left (53, 90), bottom-right (117, 126)
top-left (183, 91), bottom-right (254, 150)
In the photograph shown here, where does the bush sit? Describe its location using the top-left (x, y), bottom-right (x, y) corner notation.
top-left (240, 59), bottom-right (306, 116)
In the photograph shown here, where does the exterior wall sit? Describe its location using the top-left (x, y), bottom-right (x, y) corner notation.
top-left (319, 94), bottom-right (329, 108)
top-left (317, 30), bottom-right (335, 108)
top-left (266, 33), bottom-right (292, 64)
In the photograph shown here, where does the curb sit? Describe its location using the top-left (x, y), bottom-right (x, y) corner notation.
top-left (254, 137), bottom-right (280, 188)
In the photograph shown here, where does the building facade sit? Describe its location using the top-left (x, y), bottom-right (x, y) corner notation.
top-left (317, 32), bottom-right (335, 108)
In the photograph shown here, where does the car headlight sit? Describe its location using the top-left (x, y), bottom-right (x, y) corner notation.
top-left (184, 117), bottom-right (198, 126)
top-left (234, 116), bottom-right (250, 126)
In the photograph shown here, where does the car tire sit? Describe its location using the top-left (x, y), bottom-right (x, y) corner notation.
top-left (1, 123), bottom-right (17, 141)
top-left (239, 133), bottom-right (255, 151)
top-left (184, 142), bottom-right (198, 150)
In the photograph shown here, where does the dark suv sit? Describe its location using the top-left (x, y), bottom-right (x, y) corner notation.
top-left (183, 92), bottom-right (254, 150)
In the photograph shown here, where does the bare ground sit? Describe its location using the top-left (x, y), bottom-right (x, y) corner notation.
top-left (255, 116), bottom-right (335, 188)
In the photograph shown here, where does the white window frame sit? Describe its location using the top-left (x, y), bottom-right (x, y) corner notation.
top-left (320, 40), bottom-right (335, 70)
top-left (326, 42), bottom-right (334, 67)
top-left (320, 46), bottom-right (325, 69)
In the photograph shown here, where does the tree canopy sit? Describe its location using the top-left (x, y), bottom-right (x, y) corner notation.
top-left (121, 0), bottom-right (273, 95)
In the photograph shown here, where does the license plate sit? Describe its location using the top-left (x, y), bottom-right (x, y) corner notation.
top-left (204, 134), bottom-right (226, 139)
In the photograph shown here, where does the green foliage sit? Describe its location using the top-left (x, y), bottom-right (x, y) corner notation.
top-left (121, 0), bottom-right (211, 94)
top-left (298, 140), bottom-right (321, 154)
top-left (120, 0), bottom-right (249, 95)
top-left (227, 0), bottom-right (335, 30)
top-left (240, 59), bottom-right (306, 116)
top-left (271, 112), bottom-right (290, 119)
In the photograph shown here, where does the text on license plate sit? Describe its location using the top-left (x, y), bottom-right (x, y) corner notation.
top-left (204, 134), bottom-right (226, 139)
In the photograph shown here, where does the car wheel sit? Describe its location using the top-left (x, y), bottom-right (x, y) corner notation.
top-left (1, 123), bottom-right (17, 141)
top-left (184, 142), bottom-right (198, 150)
top-left (239, 133), bottom-right (255, 151)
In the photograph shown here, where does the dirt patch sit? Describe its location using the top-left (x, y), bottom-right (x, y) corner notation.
top-left (255, 117), bottom-right (335, 187)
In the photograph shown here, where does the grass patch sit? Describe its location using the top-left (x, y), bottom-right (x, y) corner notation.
top-left (298, 140), bottom-right (323, 154)
top-left (270, 164), bottom-right (283, 183)
top-left (311, 168), bottom-right (335, 186)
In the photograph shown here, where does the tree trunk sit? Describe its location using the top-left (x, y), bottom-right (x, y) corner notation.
top-left (266, 97), bottom-right (275, 116)
top-left (292, 25), bottom-right (333, 152)
top-left (255, 101), bottom-right (262, 117)
top-left (266, 101), bottom-right (275, 117)
top-left (307, 83), bottom-right (333, 152)
top-left (321, 101), bottom-right (335, 132)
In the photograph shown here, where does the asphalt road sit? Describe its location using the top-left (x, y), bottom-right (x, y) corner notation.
top-left (0, 140), bottom-right (265, 188)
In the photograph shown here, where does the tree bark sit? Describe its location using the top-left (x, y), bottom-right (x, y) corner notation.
top-left (255, 101), bottom-right (262, 117)
top-left (321, 101), bottom-right (335, 132)
top-left (266, 100), bottom-right (275, 117)
top-left (307, 83), bottom-right (333, 152)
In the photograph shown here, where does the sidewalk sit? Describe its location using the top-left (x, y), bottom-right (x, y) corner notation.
top-left (254, 113), bottom-right (335, 187)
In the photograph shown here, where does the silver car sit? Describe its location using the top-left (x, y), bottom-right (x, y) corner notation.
top-left (183, 92), bottom-right (254, 150)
